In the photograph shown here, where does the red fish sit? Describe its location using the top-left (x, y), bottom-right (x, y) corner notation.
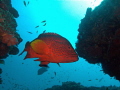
top-left (19, 33), bottom-right (78, 67)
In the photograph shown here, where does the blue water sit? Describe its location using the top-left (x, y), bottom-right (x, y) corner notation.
top-left (0, 0), bottom-right (120, 90)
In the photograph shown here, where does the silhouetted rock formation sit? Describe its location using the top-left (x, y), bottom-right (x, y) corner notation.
top-left (76, 0), bottom-right (120, 81)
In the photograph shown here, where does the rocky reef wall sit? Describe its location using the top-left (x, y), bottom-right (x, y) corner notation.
top-left (76, 0), bottom-right (120, 81)
top-left (0, 0), bottom-right (22, 84)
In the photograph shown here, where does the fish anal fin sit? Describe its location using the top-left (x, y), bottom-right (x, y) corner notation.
top-left (34, 54), bottom-right (51, 62)
top-left (34, 59), bottom-right (40, 61)
top-left (39, 61), bottom-right (50, 67)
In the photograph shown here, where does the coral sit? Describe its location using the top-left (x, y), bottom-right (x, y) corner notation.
top-left (0, 0), bottom-right (22, 46)
top-left (8, 46), bottom-right (19, 55)
top-left (0, 42), bottom-right (9, 57)
top-left (45, 81), bottom-right (120, 90)
top-left (0, 18), bottom-right (5, 22)
top-left (0, 1), bottom-right (8, 10)
top-left (1, 33), bottom-right (18, 46)
top-left (76, 0), bottom-right (120, 80)
top-left (0, 0), bottom-right (22, 85)
top-left (45, 81), bottom-right (83, 90)
top-left (0, 1), bottom-right (22, 44)
top-left (9, 7), bottom-right (19, 18)
top-left (0, 60), bottom-right (4, 64)
top-left (0, 0), bottom-right (19, 18)
top-left (0, 26), bottom-right (18, 46)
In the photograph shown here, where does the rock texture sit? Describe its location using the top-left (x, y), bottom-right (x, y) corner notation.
top-left (76, 0), bottom-right (120, 81)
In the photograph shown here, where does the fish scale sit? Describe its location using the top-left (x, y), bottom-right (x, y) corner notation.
top-left (38, 33), bottom-right (78, 62)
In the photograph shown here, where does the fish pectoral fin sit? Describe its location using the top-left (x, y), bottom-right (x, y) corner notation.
top-left (39, 61), bottom-right (50, 67)
top-left (30, 39), bottom-right (49, 54)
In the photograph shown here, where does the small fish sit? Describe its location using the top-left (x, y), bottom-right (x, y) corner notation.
top-left (54, 72), bottom-right (56, 76)
top-left (41, 20), bottom-right (46, 23)
top-left (27, 1), bottom-right (30, 5)
top-left (23, 1), bottom-right (26, 6)
top-left (38, 67), bottom-right (48, 75)
top-left (36, 30), bottom-right (38, 33)
top-left (51, 77), bottom-right (54, 79)
top-left (43, 23), bottom-right (46, 26)
top-left (35, 25), bottom-right (39, 28)
top-left (99, 78), bottom-right (103, 82)
top-left (43, 30), bottom-right (46, 33)
top-left (88, 80), bottom-right (92, 81)
top-left (27, 31), bottom-right (32, 34)
top-left (19, 33), bottom-right (78, 67)
top-left (0, 60), bottom-right (5, 64)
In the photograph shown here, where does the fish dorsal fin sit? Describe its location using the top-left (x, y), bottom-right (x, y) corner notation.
top-left (30, 39), bottom-right (49, 54)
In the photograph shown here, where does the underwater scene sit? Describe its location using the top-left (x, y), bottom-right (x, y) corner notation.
top-left (0, 0), bottom-right (120, 90)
